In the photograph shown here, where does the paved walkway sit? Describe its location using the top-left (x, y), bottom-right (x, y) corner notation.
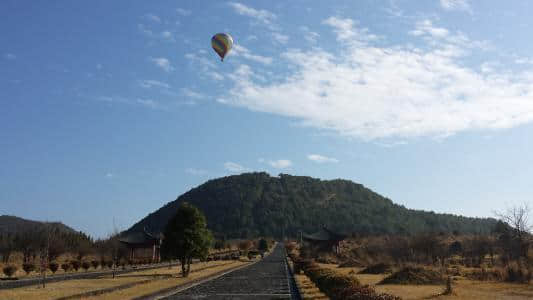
top-left (164, 244), bottom-right (297, 299)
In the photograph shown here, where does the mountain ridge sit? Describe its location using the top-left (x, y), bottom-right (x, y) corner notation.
top-left (128, 172), bottom-right (497, 238)
top-left (0, 215), bottom-right (77, 235)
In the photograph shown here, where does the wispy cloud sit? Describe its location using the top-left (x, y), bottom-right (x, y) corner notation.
top-left (228, 2), bottom-right (276, 25)
top-left (143, 13), bottom-right (161, 23)
top-left (4, 53), bottom-right (16, 60)
top-left (233, 45), bottom-right (272, 65)
top-left (181, 88), bottom-right (205, 100)
top-left (136, 98), bottom-right (160, 109)
top-left (224, 161), bottom-right (250, 173)
top-left (268, 159), bottom-right (292, 169)
top-left (105, 173), bottom-right (114, 178)
top-left (176, 8), bottom-right (191, 16)
top-left (300, 26), bottom-right (320, 43)
top-left (222, 16), bottom-right (533, 140)
top-left (185, 52), bottom-right (224, 81)
top-left (271, 32), bottom-right (289, 44)
top-left (307, 154), bottom-right (339, 163)
top-left (97, 96), bottom-right (163, 110)
top-left (138, 24), bottom-right (174, 42)
top-left (149, 57), bottom-right (173, 72)
top-left (440, 0), bottom-right (471, 13)
top-left (185, 168), bottom-right (208, 175)
top-left (139, 79), bottom-right (170, 89)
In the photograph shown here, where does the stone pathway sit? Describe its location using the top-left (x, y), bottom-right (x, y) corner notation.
top-left (164, 244), bottom-right (297, 299)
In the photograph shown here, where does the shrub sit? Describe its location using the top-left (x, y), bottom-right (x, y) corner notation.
top-left (22, 263), bottom-right (36, 275)
top-left (380, 266), bottom-right (444, 285)
top-left (359, 263), bottom-right (392, 274)
top-left (81, 261), bottom-right (90, 271)
top-left (49, 262), bottom-right (59, 274)
top-left (3, 265), bottom-right (17, 278)
top-left (61, 263), bottom-right (71, 272)
top-left (466, 267), bottom-right (502, 281)
top-left (258, 238), bottom-right (268, 252)
top-left (302, 263), bottom-right (399, 300)
top-left (91, 260), bottom-right (99, 269)
top-left (504, 264), bottom-right (531, 283)
top-left (338, 259), bottom-right (365, 268)
top-left (71, 260), bottom-right (80, 271)
top-left (106, 261), bottom-right (113, 268)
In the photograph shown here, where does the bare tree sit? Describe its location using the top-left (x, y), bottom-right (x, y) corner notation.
top-left (495, 204), bottom-right (532, 260)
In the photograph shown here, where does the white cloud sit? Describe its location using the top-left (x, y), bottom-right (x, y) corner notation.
top-left (144, 13), bottom-right (161, 23)
top-left (150, 57), bottom-right (173, 72)
top-left (272, 32), bottom-right (289, 44)
top-left (139, 79), bottom-right (170, 89)
top-left (307, 154), bottom-right (339, 163)
top-left (105, 173), bottom-right (114, 178)
top-left (138, 24), bottom-right (175, 42)
top-left (185, 52), bottom-right (224, 81)
top-left (232, 44), bottom-right (272, 65)
top-left (224, 161), bottom-right (250, 173)
top-left (136, 98), bottom-right (159, 109)
top-left (221, 16), bottom-right (533, 140)
top-left (181, 88), bottom-right (205, 99)
top-left (409, 19), bottom-right (449, 38)
top-left (228, 2), bottom-right (276, 25)
top-left (97, 96), bottom-right (162, 110)
top-left (160, 31), bottom-right (174, 41)
top-left (4, 53), bottom-right (16, 60)
top-left (176, 8), bottom-right (192, 16)
top-left (268, 159), bottom-right (292, 169)
top-left (300, 26), bottom-right (320, 43)
top-left (440, 0), bottom-right (471, 12)
top-left (185, 168), bottom-right (208, 175)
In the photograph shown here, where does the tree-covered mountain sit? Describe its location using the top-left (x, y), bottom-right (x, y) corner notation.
top-left (128, 172), bottom-right (497, 238)
top-left (0, 215), bottom-right (76, 234)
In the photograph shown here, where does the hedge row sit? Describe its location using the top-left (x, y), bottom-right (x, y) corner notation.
top-left (298, 260), bottom-right (401, 300)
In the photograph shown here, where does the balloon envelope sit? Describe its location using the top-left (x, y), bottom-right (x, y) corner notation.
top-left (211, 33), bottom-right (233, 61)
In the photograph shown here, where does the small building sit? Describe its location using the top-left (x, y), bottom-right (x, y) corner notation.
top-left (302, 227), bottom-right (346, 254)
top-left (119, 229), bottom-right (162, 263)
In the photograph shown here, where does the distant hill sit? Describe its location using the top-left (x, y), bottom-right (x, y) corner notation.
top-left (128, 172), bottom-right (497, 238)
top-left (0, 215), bottom-right (77, 235)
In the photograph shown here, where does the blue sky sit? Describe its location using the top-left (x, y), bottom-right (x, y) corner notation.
top-left (2, 0), bottom-right (533, 238)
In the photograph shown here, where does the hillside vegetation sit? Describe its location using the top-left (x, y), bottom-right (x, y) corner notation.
top-left (129, 172), bottom-right (497, 238)
top-left (0, 215), bottom-right (76, 234)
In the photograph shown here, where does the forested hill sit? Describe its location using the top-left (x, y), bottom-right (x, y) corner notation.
top-left (0, 215), bottom-right (77, 234)
top-left (129, 172), bottom-right (497, 238)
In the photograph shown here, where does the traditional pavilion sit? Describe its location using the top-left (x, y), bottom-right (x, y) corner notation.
top-left (302, 227), bottom-right (346, 254)
top-left (119, 229), bottom-right (162, 263)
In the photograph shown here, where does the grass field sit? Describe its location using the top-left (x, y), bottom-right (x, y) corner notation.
top-left (317, 263), bottom-right (533, 300)
top-left (0, 260), bottom-right (248, 300)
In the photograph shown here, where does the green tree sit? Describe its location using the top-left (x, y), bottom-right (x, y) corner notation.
top-left (161, 202), bottom-right (213, 277)
top-left (258, 238), bottom-right (268, 252)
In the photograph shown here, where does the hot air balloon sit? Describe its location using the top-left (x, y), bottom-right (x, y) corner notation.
top-left (211, 33), bottom-right (233, 61)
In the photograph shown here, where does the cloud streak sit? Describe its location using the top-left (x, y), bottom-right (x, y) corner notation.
top-left (307, 154), bottom-right (339, 163)
top-left (440, 0), bottom-right (471, 13)
top-left (224, 161), bottom-right (250, 173)
top-left (150, 57), bottom-right (173, 72)
top-left (268, 159), bottom-right (292, 169)
top-left (228, 2), bottom-right (276, 25)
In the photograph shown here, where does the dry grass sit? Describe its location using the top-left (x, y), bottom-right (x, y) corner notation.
top-left (85, 261), bottom-right (247, 300)
top-left (320, 263), bottom-right (533, 300)
top-left (0, 260), bottom-right (245, 300)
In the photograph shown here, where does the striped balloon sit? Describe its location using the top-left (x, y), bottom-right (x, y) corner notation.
top-left (211, 33), bottom-right (233, 61)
